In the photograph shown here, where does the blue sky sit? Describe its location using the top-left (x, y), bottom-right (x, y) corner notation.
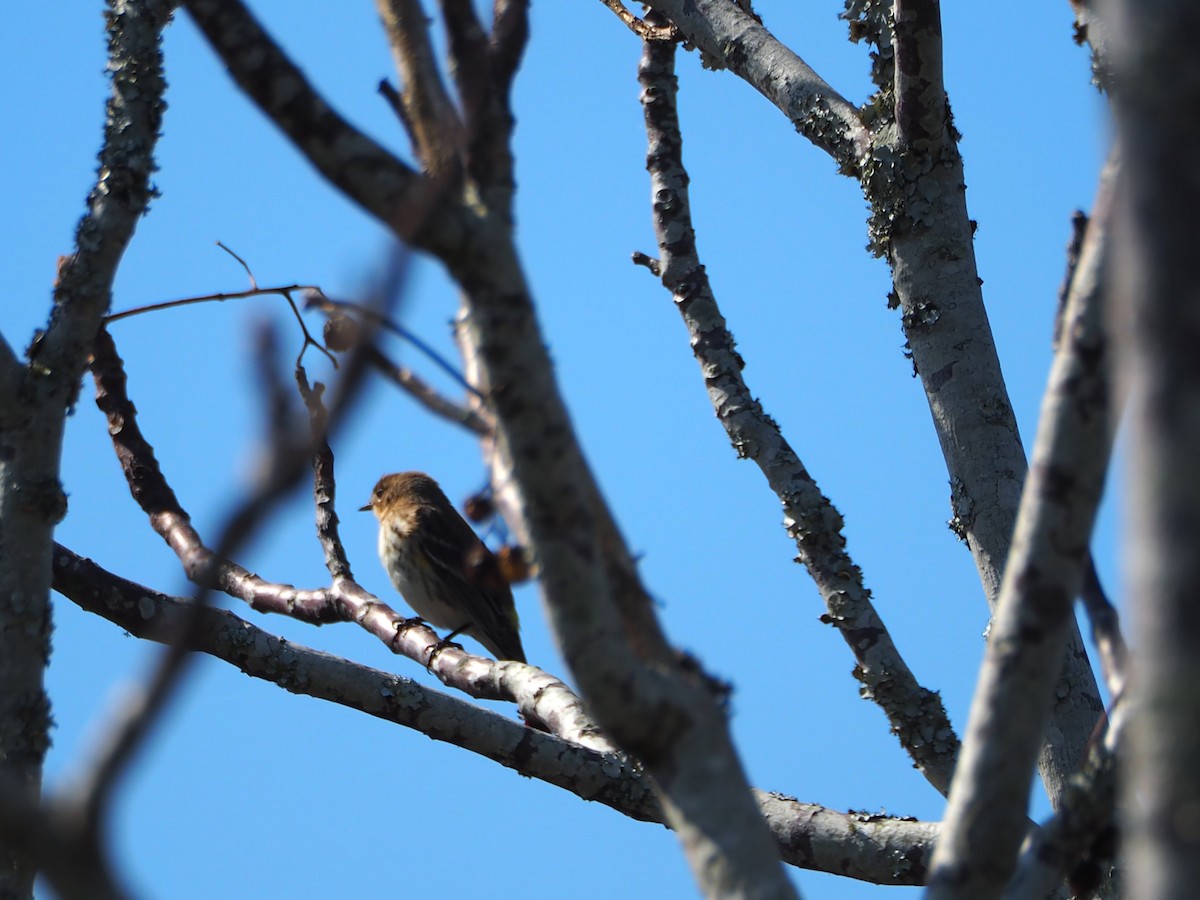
top-left (7, 2), bottom-right (1109, 897)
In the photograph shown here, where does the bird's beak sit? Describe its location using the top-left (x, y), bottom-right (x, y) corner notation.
top-left (359, 503), bottom-right (372, 512)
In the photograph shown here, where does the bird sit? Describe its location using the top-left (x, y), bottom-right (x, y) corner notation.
top-left (360, 471), bottom-right (526, 663)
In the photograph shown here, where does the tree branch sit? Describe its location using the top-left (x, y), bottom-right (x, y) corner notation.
top-left (635, 20), bottom-right (959, 796)
top-left (599, 0), bottom-right (678, 41)
top-left (53, 544), bottom-right (943, 886)
top-left (375, 0), bottom-right (464, 177)
top-left (874, 0), bottom-right (1104, 806)
top-left (1111, 0), bottom-right (1200, 894)
top-left (366, 345), bottom-right (491, 435)
top-left (52, 545), bottom-right (644, 812)
top-left (182, 0), bottom-right (463, 249)
top-left (1003, 699), bottom-right (1122, 900)
top-left (0, 1), bottom-right (171, 893)
top-left (445, 21), bottom-right (799, 900)
top-left (926, 149), bottom-right (1117, 900)
top-left (489, 0), bottom-right (533, 92)
top-left (643, 0), bottom-right (869, 173)
top-left (89, 325), bottom-right (611, 753)
top-left (440, 0), bottom-right (527, 214)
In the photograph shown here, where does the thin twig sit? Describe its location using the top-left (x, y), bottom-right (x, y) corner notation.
top-left (304, 293), bottom-right (480, 396)
top-left (105, 284), bottom-right (317, 322)
top-left (599, 0), bottom-right (677, 40)
top-left (216, 240), bottom-right (258, 290)
top-left (105, 282), bottom-right (338, 369)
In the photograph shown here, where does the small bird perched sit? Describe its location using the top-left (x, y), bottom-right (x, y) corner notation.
top-left (361, 472), bottom-right (526, 663)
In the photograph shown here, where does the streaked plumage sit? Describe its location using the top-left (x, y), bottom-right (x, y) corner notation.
top-left (361, 472), bottom-right (525, 663)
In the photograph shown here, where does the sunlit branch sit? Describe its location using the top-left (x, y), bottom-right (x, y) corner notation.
top-left (636, 15), bottom-right (958, 796)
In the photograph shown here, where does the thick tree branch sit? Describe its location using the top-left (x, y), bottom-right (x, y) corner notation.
top-left (926, 151), bottom-right (1117, 900)
top-left (635, 25), bottom-right (959, 796)
top-left (868, 0), bottom-right (1103, 805)
top-left (444, 25), bottom-right (797, 900)
top-left (453, 187), bottom-right (799, 900)
top-left (182, 0), bottom-right (464, 249)
top-left (0, 1), bottom-right (171, 893)
top-left (1111, 1), bottom-right (1200, 895)
top-left (644, 0), bottom-right (869, 173)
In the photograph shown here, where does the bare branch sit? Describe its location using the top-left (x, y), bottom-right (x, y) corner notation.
top-left (53, 545), bottom-right (943, 885)
top-left (1003, 701), bottom-right (1121, 900)
top-left (445, 24), bottom-right (798, 900)
top-left (489, 0), bottom-right (533, 90)
top-left (599, 0), bottom-right (678, 41)
top-left (643, 0), bottom-right (869, 173)
top-left (216, 241), bottom-right (259, 289)
top-left (366, 345), bottom-right (491, 435)
top-left (875, 0), bottom-right (1106, 805)
top-left (1111, 1), bottom-right (1200, 894)
top-left (375, 0), bottom-right (464, 177)
top-left (104, 283), bottom-right (323, 324)
top-left (1079, 560), bottom-right (1127, 702)
top-left (181, 0), bottom-right (463, 249)
top-left (1069, 0), bottom-right (1113, 91)
top-left (759, 792), bottom-right (938, 886)
top-left (439, 0), bottom-right (525, 211)
top-left (439, 0), bottom-right (489, 134)
top-left (926, 152), bottom-right (1117, 900)
top-left (0, 1), bottom-right (171, 893)
top-left (636, 15), bottom-right (958, 795)
top-left (87, 326), bottom-right (611, 752)
top-left (52, 546), bottom-right (643, 810)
